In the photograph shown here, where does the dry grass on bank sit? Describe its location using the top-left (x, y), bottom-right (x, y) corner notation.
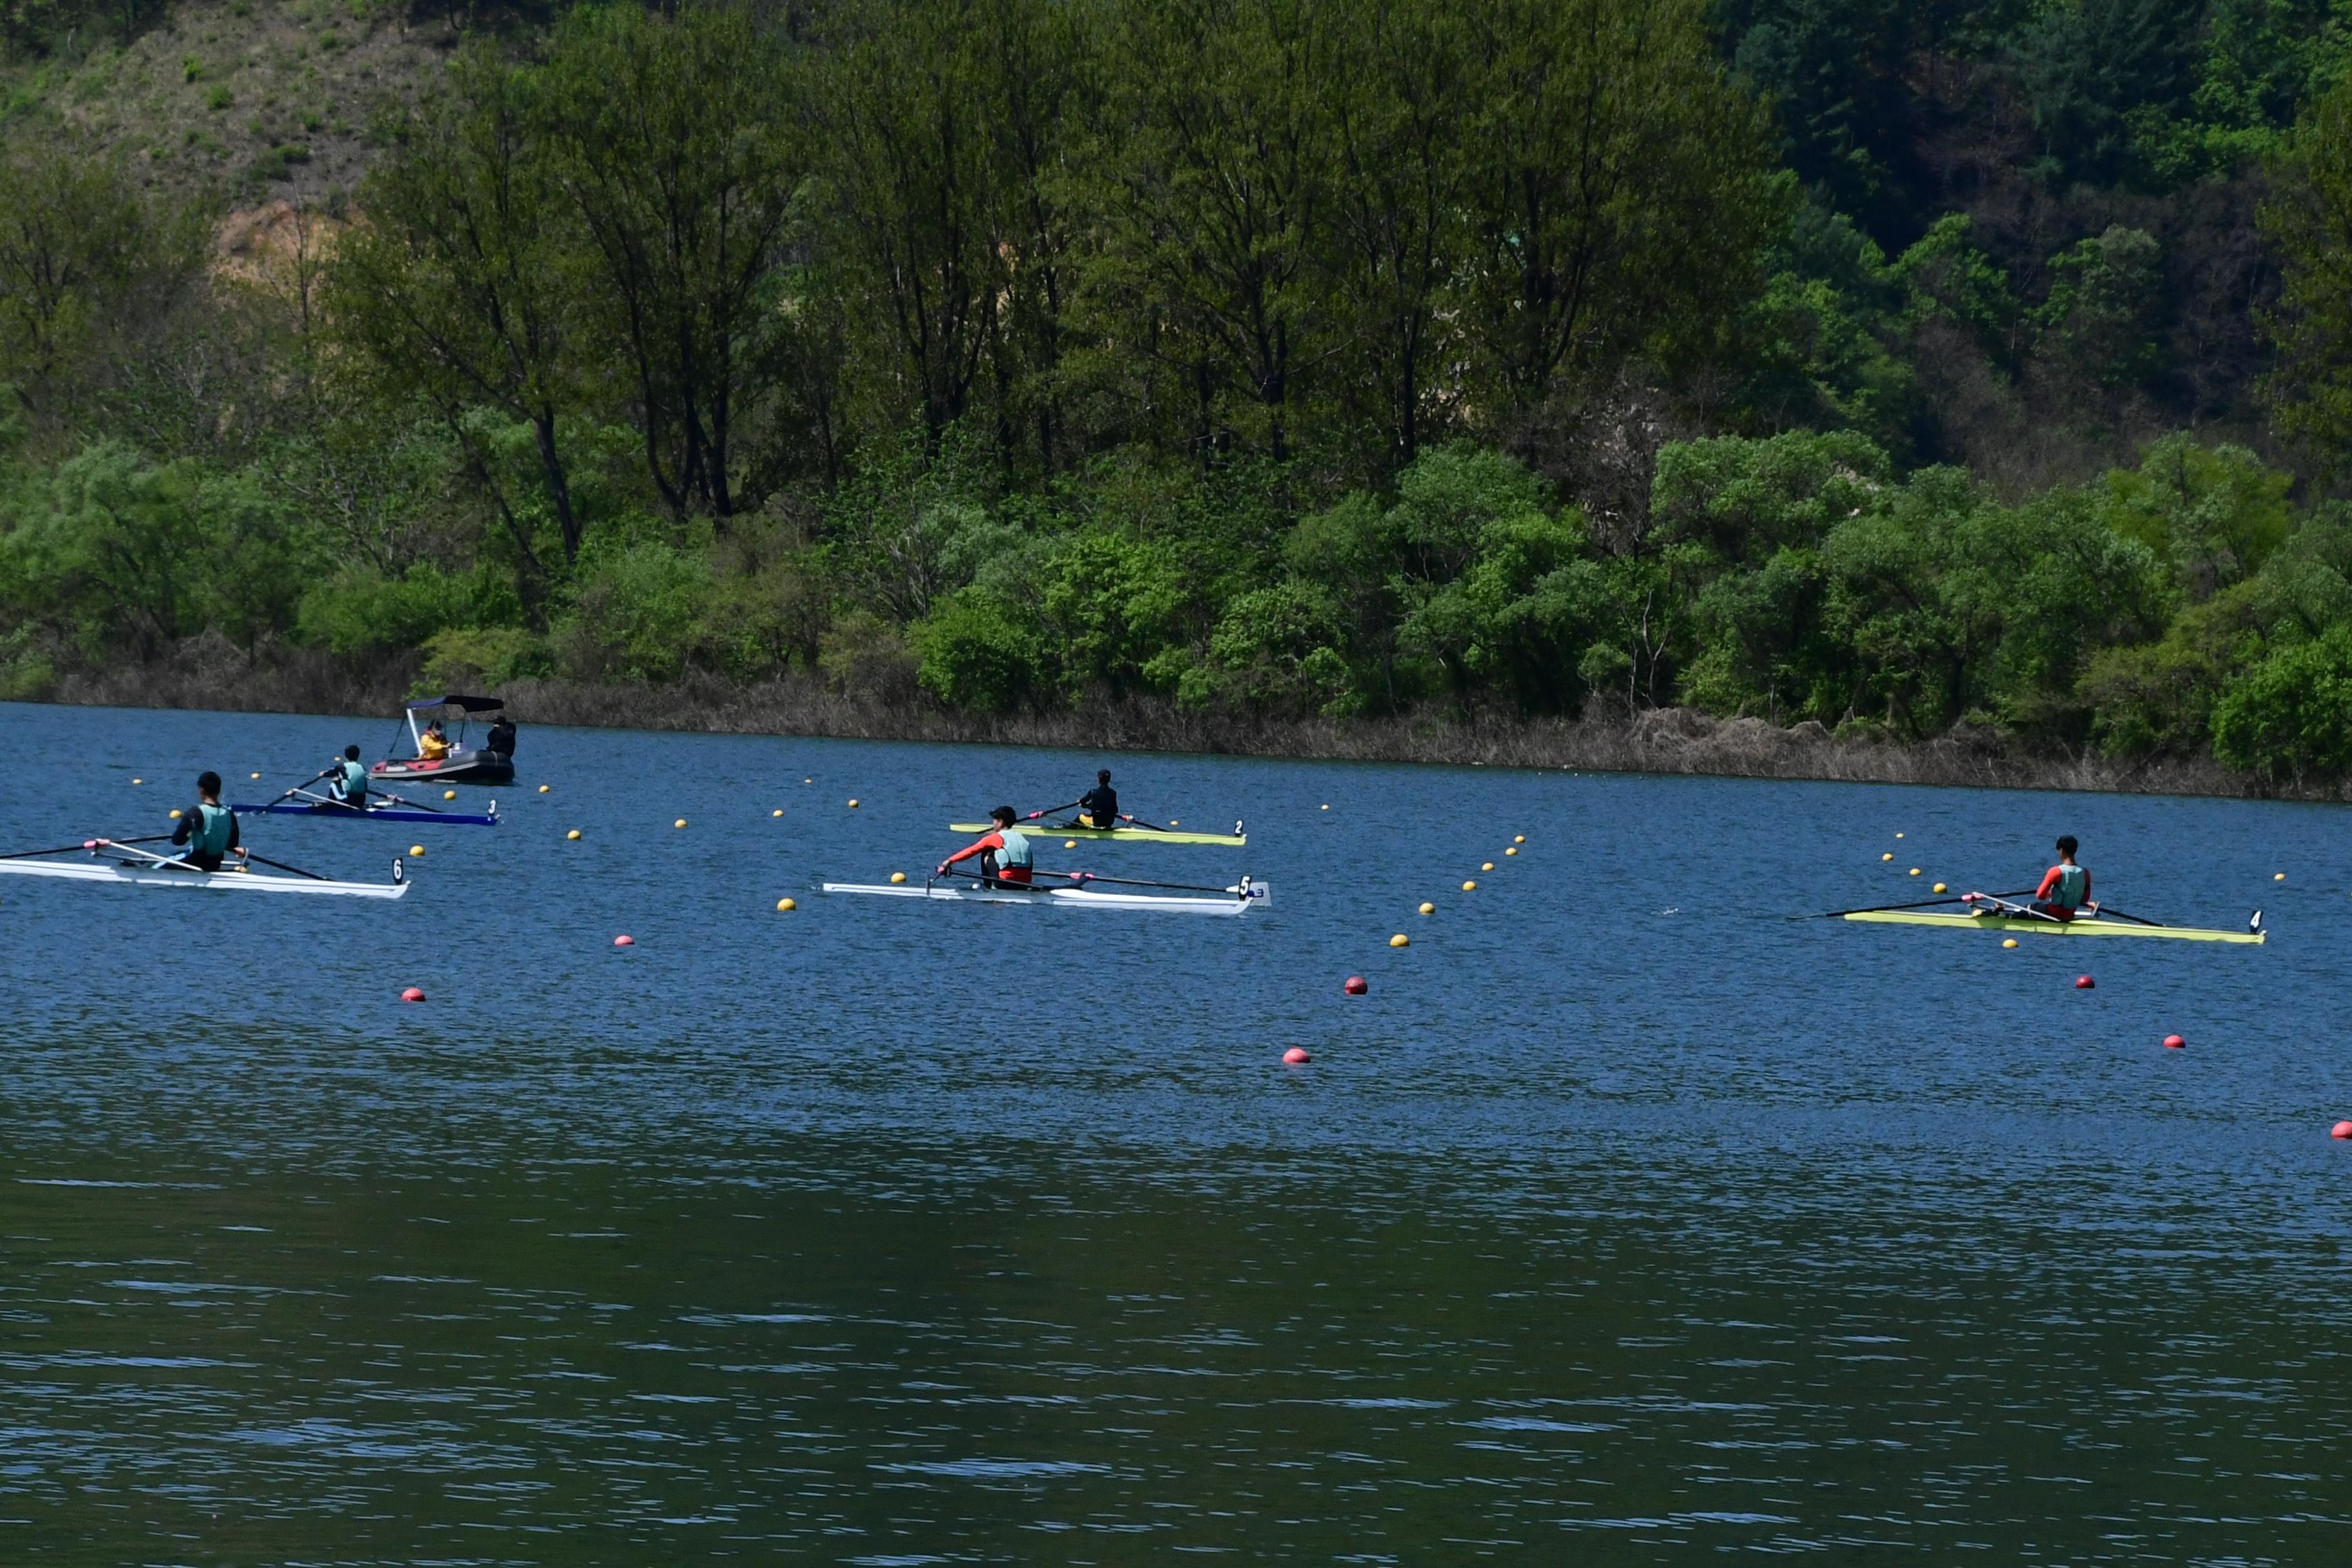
top-left (41, 645), bottom-right (2309, 803)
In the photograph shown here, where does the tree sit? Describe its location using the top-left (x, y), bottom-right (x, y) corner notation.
top-left (545, 5), bottom-right (805, 523)
top-left (2262, 68), bottom-right (2352, 473)
top-left (1455, 0), bottom-right (1780, 424)
top-left (328, 48), bottom-right (588, 581)
top-left (1081, 0), bottom-right (1334, 462)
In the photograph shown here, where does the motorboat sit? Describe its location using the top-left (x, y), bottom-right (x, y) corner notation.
top-left (370, 694), bottom-right (515, 787)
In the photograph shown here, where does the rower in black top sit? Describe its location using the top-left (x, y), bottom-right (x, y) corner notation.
top-left (1077, 770), bottom-right (1117, 830)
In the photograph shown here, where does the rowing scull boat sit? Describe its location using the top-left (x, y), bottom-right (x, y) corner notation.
top-left (1842, 909), bottom-right (2262, 943)
top-left (0, 841), bottom-right (411, 899)
top-left (948, 819), bottom-right (1246, 847)
top-left (825, 876), bottom-right (1269, 916)
top-left (234, 790), bottom-right (498, 827)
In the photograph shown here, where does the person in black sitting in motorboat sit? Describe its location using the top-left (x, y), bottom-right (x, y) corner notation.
top-left (170, 771), bottom-right (247, 872)
top-left (1077, 769), bottom-right (1117, 830)
top-left (330, 744), bottom-right (370, 810)
top-left (484, 714), bottom-right (516, 757)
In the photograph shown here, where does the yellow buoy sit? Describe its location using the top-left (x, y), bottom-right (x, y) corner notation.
top-left (132, 778), bottom-right (142, 785)
top-left (1064, 839), bottom-right (1076, 848)
top-left (409, 845), bottom-right (425, 857)
top-left (1934, 883), bottom-right (1947, 894)
top-left (2003, 938), bottom-right (2018, 948)
top-left (1418, 901), bottom-right (1435, 915)
top-left (251, 771), bottom-right (261, 779)
top-left (1481, 861), bottom-right (1494, 871)
top-left (777, 897), bottom-right (796, 911)
top-left (1882, 852), bottom-right (1894, 861)
top-left (772, 809), bottom-right (783, 818)
top-left (566, 828), bottom-right (582, 840)
top-left (1896, 832), bottom-right (1905, 839)
top-left (1321, 803), bottom-right (1329, 810)
top-left (539, 784), bottom-right (550, 793)
top-left (445, 790), bottom-right (457, 800)
top-left (1513, 835), bottom-right (1525, 844)
top-left (168, 808), bottom-right (182, 819)
top-left (1908, 867), bottom-right (1921, 876)
top-left (674, 818), bottom-right (688, 829)
top-left (2275, 872), bottom-right (2286, 881)
top-left (1462, 879), bottom-right (1477, 891)
top-left (1389, 933), bottom-right (1409, 948)
top-left (890, 871), bottom-right (907, 884)
top-left (1170, 819), bottom-right (1179, 825)
top-left (1504, 847), bottom-right (1518, 856)
top-left (847, 798), bottom-right (859, 808)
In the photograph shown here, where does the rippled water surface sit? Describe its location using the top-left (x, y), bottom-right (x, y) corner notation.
top-left (5, 700), bottom-right (2350, 1563)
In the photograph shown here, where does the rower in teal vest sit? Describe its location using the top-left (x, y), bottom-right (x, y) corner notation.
top-left (331, 744), bottom-right (371, 810)
top-left (2031, 834), bottom-right (2095, 922)
top-left (938, 805), bottom-right (1035, 887)
top-left (169, 770), bottom-right (246, 872)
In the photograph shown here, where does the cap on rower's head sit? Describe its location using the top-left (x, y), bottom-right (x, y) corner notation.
top-left (197, 770), bottom-right (222, 795)
top-left (991, 805), bottom-right (1017, 827)
top-left (1097, 769), bottom-right (1111, 783)
top-left (344, 744), bottom-right (360, 760)
top-left (2056, 834), bottom-right (2079, 856)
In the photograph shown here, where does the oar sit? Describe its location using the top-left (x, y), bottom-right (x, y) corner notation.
top-left (248, 767), bottom-right (337, 814)
top-left (1, 834), bottom-right (171, 861)
top-left (368, 785), bottom-right (445, 813)
top-left (1017, 799), bottom-right (1082, 823)
top-left (239, 850), bottom-right (328, 881)
top-left (1794, 890), bottom-right (2034, 920)
top-left (1048, 868), bottom-right (1247, 895)
top-left (2085, 904), bottom-right (2162, 927)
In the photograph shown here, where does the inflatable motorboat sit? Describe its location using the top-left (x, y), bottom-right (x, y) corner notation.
top-left (371, 694), bottom-right (516, 787)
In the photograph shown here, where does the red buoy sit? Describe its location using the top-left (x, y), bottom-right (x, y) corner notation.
top-left (1343, 975), bottom-right (1368, 995)
top-left (2075, 975), bottom-right (2095, 989)
top-left (2333, 1121), bottom-right (2352, 1140)
top-left (400, 986), bottom-right (426, 1003)
top-left (614, 934), bottom-right (634, 947)
top-left (1282, 1046), bottom-right (1311, 1064)
top-left (2162, 1033), bottom-right (2186, 1050)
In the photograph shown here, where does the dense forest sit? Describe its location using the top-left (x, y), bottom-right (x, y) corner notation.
top-left (8, 0), bottom-right (2352, 785)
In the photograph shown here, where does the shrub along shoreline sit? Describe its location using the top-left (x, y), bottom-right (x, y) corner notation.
top-left (34, 658), bottom-right (2287, 803)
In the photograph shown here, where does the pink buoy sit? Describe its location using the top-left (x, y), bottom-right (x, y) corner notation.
top-left (400, 986), bottom-right (426, 1003)
top-left (1343, 975), bottom-right (1368, 996)
top-left (613, 934), bottom-right (634, 947)
top-left (2162, 1033), bottom-right (2186, 1050)
top-left (2075, 975), bottom-right (2095, 989)
top-left (2333, 1121), bottom-right (2352, 1140)
top-left (1282, 1046), bottom-right (1311, 1065)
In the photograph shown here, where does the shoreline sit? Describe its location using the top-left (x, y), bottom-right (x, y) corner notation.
top-left (31, 662), bottom-right (2328, 803)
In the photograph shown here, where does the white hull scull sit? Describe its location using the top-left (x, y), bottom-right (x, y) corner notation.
top-left (825, 876), bottom-right (1268, 916)
top-left (0, 843), bottom-right (411, 899)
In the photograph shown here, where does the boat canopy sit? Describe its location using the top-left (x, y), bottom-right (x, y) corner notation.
top-left (406, 694), bottom-right (505, 712)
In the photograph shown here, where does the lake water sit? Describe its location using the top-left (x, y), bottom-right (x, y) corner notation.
top-left (3, 699), bottom-right (2348, 1563)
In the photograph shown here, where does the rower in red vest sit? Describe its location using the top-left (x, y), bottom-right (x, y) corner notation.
top-left (938, 806), bottom-right (1034, 887)
top-left (2032, 835), bottom-right (2095, 921)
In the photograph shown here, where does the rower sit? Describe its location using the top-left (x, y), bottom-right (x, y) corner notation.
top-left (331, 744), bottom-right (370, 810)
top-left (938, 806), bottom-right (1034, 888)
top-left (418, 721), bottom-right (451, 761)
top-left (1077, 769), bottom-right (1118, 830)
top-left (2031, 835), bottom-right (2095, 921)
top-left (170, 771), bottom-right (247, 872)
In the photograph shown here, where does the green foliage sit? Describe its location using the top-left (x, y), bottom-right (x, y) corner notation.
top-left (2033, 225), bottom-right (2166, 389)
top-left (913, 587), bottom-right (1048, 711)
top-left (418, 625), bottom-right (551, 691)
top-left (2211, 623), bottom-right (2352, 781)
top-left (553, 538), bottom-right (714, 683)
top-left (2095, 434), bottom-right (2293, 598)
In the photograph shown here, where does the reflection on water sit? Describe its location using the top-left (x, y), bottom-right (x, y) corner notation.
top-left (2, 700), bottom-right (2349, 1562)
